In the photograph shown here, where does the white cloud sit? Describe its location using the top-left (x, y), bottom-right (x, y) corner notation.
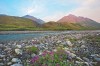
top-left (26, 5), bottom-right (45, 15)
top-left (19, 0), bottom-right (46, 16)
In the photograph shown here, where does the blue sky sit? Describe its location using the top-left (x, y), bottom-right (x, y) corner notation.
top-left (0, 0), bottom-right (100, 22)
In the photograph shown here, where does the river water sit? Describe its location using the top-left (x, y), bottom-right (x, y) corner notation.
top-left (0, 30), bottom-right (100, 42)
top-left (0, 31), bottom-right (62, 42)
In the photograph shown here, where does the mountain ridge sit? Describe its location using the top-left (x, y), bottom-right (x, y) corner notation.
top-left (57, 14), bottom-right (100, 28)
top-left (0, 14), bottom-right (100, 31)
top-left (23, 15), bottom-right (45, 24)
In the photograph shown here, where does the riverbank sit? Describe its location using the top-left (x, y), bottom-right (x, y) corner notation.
top-left (0, 30), bottom-right (100, 35)
top-left (0, 31), bottom-right (100, 66)
top-left (0, 31), bottom-right (56, 34)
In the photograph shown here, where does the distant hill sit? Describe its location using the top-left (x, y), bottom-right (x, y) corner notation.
top-left (57, 14), bottom-right (100, 29)
top-left (42, 21), bottom-right (86, 30)
top-left (23, 15), bottom-right (45, 24)
top-left (0, 15), bottom-right (38, 30)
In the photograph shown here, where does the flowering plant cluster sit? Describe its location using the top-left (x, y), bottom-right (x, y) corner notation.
top-left (30, 49), bottom-right (76, 66)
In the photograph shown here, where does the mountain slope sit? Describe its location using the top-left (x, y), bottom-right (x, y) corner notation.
top-left (42, 21), bottom-right (85, 30)
top-left (57, 14), bottom-right (100, 29)
top-left (23, 15), bottom-right (45, 24)
top-left (42, 14), bottom-right (100, 30)
top-left (0, 15), bottom-right (38, 30)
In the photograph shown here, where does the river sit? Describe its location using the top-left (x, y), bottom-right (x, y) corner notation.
top-left (0, 30), bottom-right (100, 43)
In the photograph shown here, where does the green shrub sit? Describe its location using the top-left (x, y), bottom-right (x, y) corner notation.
top-left (27, 46), bottom-right (39, 54)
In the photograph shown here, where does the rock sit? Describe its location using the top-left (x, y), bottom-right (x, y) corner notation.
top-left (16, 45), bottom-right (22, 48)
top-left (11, 63), bottom-right (23, 66)
top-left (0, 44), bottom-right (4, 48)
top-left (0, 59), bottom-right (2, 61)
top-left (53, 49), bottom-right (57, 52)
top-left (66, 39), bottom-right (73, 47)
top-left (84, 62), bottom-right (89, 66)
top-left (39, 51), bottom-right (43, 55)
top-left (70, 53), bottom-right (76, 58)
top-left (4, 48), bottom-right (12, 52)
top-left (75, 61), bottom-right (89, 66)
top-left (7, 62), bottom-right (12, 65)
top-left (66, 50), bottom-right (71, 54)
top-left (63, 47), bottom-right (69, 51)
top-left (31, 53), bottom-right (36, 57)
top-left (76, 57), bottom-right (83, 61)
top-left (25, 46), bottom-right (31, 48)
top-left (94, 57), bottom-right (100, 62)
top-left (57, 40), bottom-right (61, 43)
top-left (83, 57), bottom-right (90, 62)
top-left (11, 58), bottom-right (21, 63)
top-left (0, 63), bottom-right (4, 66)
top-left (73, 48), bottom-right (78, 51)
top-left (75, 61), bottom-right (83, 64)
top-left (0, 54), bottom-right (5, 58)
top-left (90, 54), bottom-right (99, 57)
top-left (81, 45), bottom-right (86, 48)
top-left (90, 54), bottom-right (100, 62)
top-left (15, 49), bottom-right (22, 55)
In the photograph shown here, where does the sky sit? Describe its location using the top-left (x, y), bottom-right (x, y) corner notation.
top-left (0, 0), bottom-right (100, 22)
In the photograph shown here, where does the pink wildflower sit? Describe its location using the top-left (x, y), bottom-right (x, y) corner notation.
top-left (31, 55), bottom-right (39, 63)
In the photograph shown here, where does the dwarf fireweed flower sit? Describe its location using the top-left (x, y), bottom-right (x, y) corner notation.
top-left (49, 51), bottom-right (54, 55)
top-left (42, 50), bottom-right (49, 56)
top-left (31, 55), bottom-right (39, 63)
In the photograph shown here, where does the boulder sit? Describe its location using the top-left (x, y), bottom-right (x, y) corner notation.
top-left (15, 49), bottom-right (22, 55)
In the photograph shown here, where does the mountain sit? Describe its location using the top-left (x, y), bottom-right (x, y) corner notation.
top-left (42, 21), bottom-right (85, 30)
top-left (42, 14), bottom-right (100, 30)
top-left (0, 15), bottom-right (38, 30)
top-left (23, 15), bottom-right (45, 24)
top-left (0, 14), bottom-right (99, 31)
top-left (57, 14), bottom-right (100, 29)
top-left (0, 14), bottom-right (8, 16)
